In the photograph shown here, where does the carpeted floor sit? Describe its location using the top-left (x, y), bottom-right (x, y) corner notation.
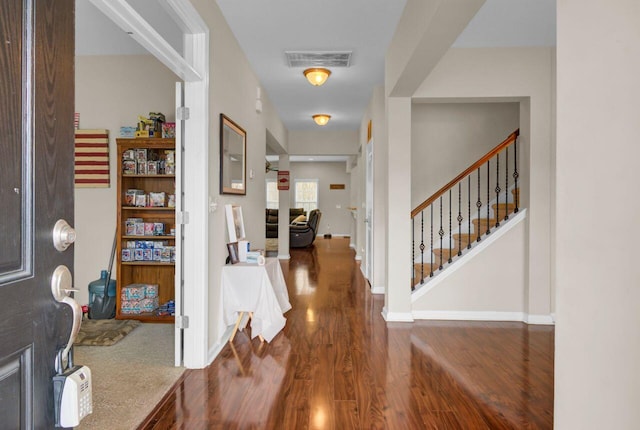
top-left (74, 323), bottom-right (184, 430)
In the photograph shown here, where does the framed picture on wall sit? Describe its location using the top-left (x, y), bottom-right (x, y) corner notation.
top-left (220, 114), bottom-right (246, 195)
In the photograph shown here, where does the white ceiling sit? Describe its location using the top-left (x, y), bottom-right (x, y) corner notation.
top-left (215, 0), bottom-right (407, 132)
top-left (76, 0), bottom-right (555, 132)
top-left (76, 0), bottom-right (183, 56)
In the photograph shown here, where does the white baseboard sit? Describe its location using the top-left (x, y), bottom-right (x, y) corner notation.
top-left (370, 285), bottom-right (385, 295)
top-left (527, 314), bottom-right (555, 325)
top-left (208, 314), bottom-right (254, 364)
top-left (208, 339), bottom-right (226, 366)
top-left (382, 307), bottom-right (414, 322)
top-left (354, 255), bottom-right (362, 261)
top-left (208, 327), bottom-right (232, 365)
top-left (359, 267), bottom-right (384, 295)
top-left (413, 310), bottom-right (524, 322)
top-left (412, 310), bottom-right (555, 325)
top-left (277, 253), bottom-right (290, 260)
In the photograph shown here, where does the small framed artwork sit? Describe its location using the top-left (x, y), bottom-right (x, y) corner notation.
top-left (227, 242), bottom-right (239, 264)
top-left (225, 204), bottom-right (246, 243)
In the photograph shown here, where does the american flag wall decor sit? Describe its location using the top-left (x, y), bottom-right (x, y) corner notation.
top-left (75, 129), bottom-right (110, 188)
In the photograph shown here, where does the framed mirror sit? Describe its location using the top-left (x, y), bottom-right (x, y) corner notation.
top-left (220, 114), bottom-right (246, 195)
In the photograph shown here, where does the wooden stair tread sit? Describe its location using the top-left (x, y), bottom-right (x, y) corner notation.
top-left (412, 263), bottom-right (439, 285)
top-left (453, 232), bottom-right (474, 239)
top-left (432, 248), bottom-right (460, 259)
top-left (492, 202), bottom-right (516, 209)
top-left (452, 234), bottom-right (476, 248)
top-left (472, 218), bottom-right (499, 224)
top-left (413, 262), bottom-right (439, 273)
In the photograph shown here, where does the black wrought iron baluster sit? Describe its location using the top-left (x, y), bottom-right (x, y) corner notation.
top-left (420, 211), bottom-right (425, 284)
top-left (513, 137), bottom-right (519, 213)
top-left (438, 197), bottom-right (444, 270)
top-left (476, 168), bottom-right (482, 242)
top-left (505, 145), bottom-right (510, 220)
top-left (448, 190), bottom-right (452, 264)
top-left (430, 204), bottom-right (434, 277)
top-left (495, 152), bottom-right (501, 228)
top-left (457, 183), bottom-right (463, 256)
top-left (467, 175), bottom-right (472, 249)
top-left (486, 160), bottom-right (491, 235)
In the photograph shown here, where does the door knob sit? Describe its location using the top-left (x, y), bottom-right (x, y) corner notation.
top-left (51, 265), bottom-right (81, 370)
top-left (53, 219), bottom-right (76, 251)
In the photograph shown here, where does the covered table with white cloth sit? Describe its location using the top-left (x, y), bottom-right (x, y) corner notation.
top-left (221, 258), bottom-right (291, 342)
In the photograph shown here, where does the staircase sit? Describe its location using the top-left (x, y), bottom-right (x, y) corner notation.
top-left (411, 130), bottom-right (521, 289)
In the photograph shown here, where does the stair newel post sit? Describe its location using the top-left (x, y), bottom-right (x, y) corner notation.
top-left (467, 175), bottom-right (472, 249)
top-left (457, 182), bottom-right (463, 256)
top-left (430, 204), bottom-right (434, 277)
top-left (448, 190), bottom-right (452, 264)
top-left (513, 137), bottom-right (519, 213)
top-left (438, 196), bottom-right (444, 270)
top-left (495, 152), bottom-right (501, 228)
top-left (476, 168), bottom-right (482, 243)
top-left (412, 216), bottom-right (415, 288)
top-left (505, 145), bottom-right (509, 220)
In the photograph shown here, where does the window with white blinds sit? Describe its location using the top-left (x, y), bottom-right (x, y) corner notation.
top-left (266, 179), bottom-right (278, 209)
top-left (294, 179), bottom-right (318, 214)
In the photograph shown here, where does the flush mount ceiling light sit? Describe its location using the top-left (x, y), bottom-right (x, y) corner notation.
top-left (304, 68), bottom-right (331, 86)
top-left (312, 114), bottom-right (331, 126)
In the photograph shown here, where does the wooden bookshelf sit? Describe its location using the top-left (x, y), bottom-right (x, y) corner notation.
top-left (116, 138), bottom-right (176, 322)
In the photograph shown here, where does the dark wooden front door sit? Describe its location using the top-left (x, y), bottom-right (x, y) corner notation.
top-left (0, 0), bottom-right (75, 427)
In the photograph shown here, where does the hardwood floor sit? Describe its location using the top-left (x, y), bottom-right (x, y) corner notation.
top-left (141, 238), bottom-right (554, 429)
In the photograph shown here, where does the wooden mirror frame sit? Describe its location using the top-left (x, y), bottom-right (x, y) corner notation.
top-left (219, 114), bottom-right (246, 195)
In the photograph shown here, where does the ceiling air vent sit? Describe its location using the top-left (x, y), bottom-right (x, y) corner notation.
top-left (285, 51), bottom-right (352, 68)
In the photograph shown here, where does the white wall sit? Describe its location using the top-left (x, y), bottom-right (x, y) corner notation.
top-left (555, 0), bottom-right (640, 428)
top-left (288, 130), bottom-right (359, 155)
top-left (411, 102), bottom-right (519, 208)
top-left (385, 0), bottom-right (484, 97)
top-left (288, 162), bottom-right (351, 236)
top-left (385, 96), bottom-right (413, 320)
top-left (190, 0), bottom-right (287, 356)
top-left (74, 55), bottom-right (178, 306)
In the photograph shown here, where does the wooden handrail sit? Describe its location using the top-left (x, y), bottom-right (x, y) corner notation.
top-left (411, 129), bottom-right (519, 218)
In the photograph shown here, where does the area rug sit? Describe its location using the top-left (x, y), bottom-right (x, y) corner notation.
top-left (74, 319), bottom-right (141, 346)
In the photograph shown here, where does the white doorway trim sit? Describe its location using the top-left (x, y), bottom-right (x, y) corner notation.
top-left (365, 139), bottom-right (374, 283)
top-left (89, 0), bottom-right (210, 369)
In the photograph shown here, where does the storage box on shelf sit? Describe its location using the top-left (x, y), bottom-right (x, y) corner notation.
top-left (116, 138), bottom-right (176, 322)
